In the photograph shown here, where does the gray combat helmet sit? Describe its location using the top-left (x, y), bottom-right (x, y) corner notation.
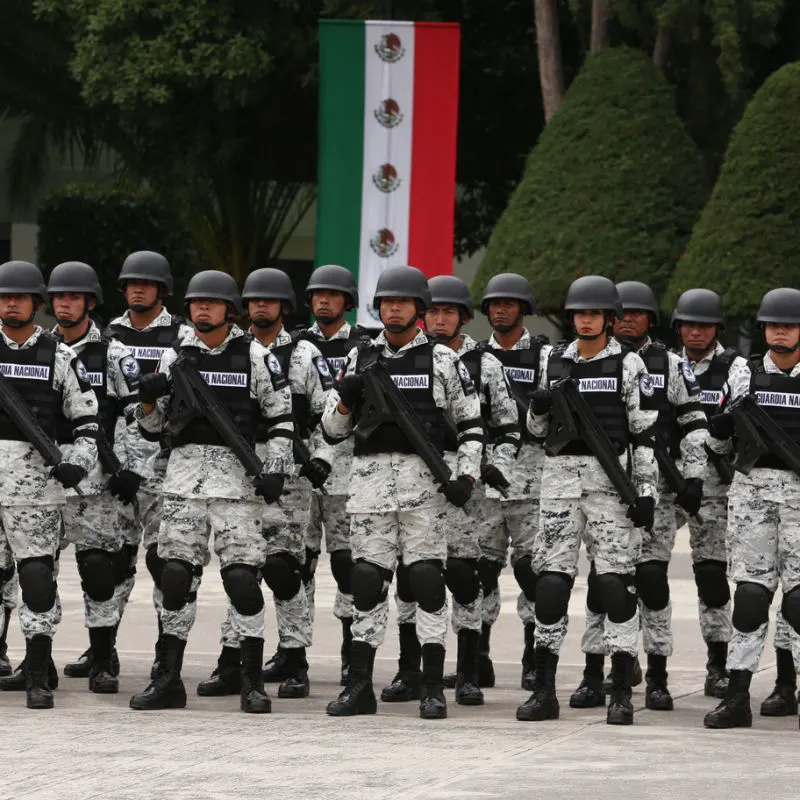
top-left (428, 275), bottom-right (473, 319)
top-left (756, 288), bottom-right (800, 325)
top-left (184, 270), bottom-right (243, 316)
top-left (306, 264), bottom-right (358, 310)
top-left (671, 288), bottom-right (724, 327)
top-left (48, 261), bottom-right (104, 305)
top-left (242, 268), bottom-right (296, 311)
top-left (480, 273), bottom-right (535, 315)
top-left (0, 260), bottom-right (47, 302)
top-left (616, 280), bottom-right (658, 323)
top-left (372, 265), bottom-right (431, 311)
top-left (118, 251), bottom-right (173, 294)
top-left (564, 275), bottom-right (623, 319)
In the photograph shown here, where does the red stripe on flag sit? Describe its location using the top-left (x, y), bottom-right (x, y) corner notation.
top-left (407, 22), bottom-right (460, 278)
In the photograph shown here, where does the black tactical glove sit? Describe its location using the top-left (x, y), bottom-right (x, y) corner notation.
top-left (138, 372), bottom-right (169, 404)
top-left (675, 477), bottom-right (703, 516)
top-left (626, 496), bottom-right (655, 529)
top-left (51, 462), bottom-right (86, 489)
top-left (337, 374), bottom-right (363, 410)
top-left (480, 462), bottom-right (510, 493)
top-left (438, 475), bottom-right (474, 508)
top-left (299, 458), bottom-right (331, 489)
top-left (108, 469), bottom-right (143, 506)
top-left (708, 412), bottom-right (735, 440)
top-left (253, 473), bottom-right (285, 504)
top-left (529, 388), bottom-right (552, 415)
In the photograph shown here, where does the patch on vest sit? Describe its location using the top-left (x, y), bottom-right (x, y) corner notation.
top-left (700, 389), bottom-right (722, 405)
top-left (198, 371), bottom-right (248, 388)
top-left (316, 356), bottom-right (331, 379)
top-left (84, 371), bottom-right (104, 387)
top-left (681, 357), bottom-right (700, 395)
top-left (456, 359), bottom-right (476, 396)
top-left (119, 355), bottom-right (141, 389)
top-left (0, 363), bottom-right (50, 380)
top-left (639, 373), bottom-right (655, 397)
top-left (327, 356), bottom-right (347, 372)
top-left (648, 373), bottom-right (665, 389)
top-left (577, 377), bottom-right (617, 392)
top-left (72, 358), bottom-right (92, 392)
top-left (756, 391), bottom-right (800, 408)
top-left (391, 374), bottom-right (429, 389)
top-left (264, 352), bottom-right (288, 391)
top-left (503, 366), bottom-right (536, 383)
top-left (266, 353), bottom-right (283, 375)
top-left (131, 346), bottom-right (168, 361)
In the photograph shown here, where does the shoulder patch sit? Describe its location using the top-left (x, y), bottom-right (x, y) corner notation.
top-left (456, 358), bottom-right (476, 397)
top-left (681, 356), bottom-right (700, 395)
top-left (639, 373), bottom-right (655, 398)
top-left (119, 354), bottom-right (141, 389)
top-left (265, 352), bottom-right (288, 391)
top-left (72, 357), bottom-right (93, 392)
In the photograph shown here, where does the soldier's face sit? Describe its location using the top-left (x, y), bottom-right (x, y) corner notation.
top-left (379, 297), bottom-right (417, 327)
top-left (248, 299), bottom-right (282, 322)
top-left (311, 290), bottom-right (346, 321)
top-left (124, 280), bottom-right (160, 309)
top-left (573, 310), bottom-right (606, 337)
top-left (51, 292), bottom-right (95, 322)
top-left (425, 304), bottom-right (461, 338)
top-left (189, 298), bottom-right (228, 327)
top-left (488, 299), bottom-right (521, 329)
top-left (679, 321), bottom-right (716, 352)
top-left (765, 323), bottom-right (800, 350)
top-left (614, 310), bottom-right (649, 339)
top-left (0, 293), bottom-right (35, 323)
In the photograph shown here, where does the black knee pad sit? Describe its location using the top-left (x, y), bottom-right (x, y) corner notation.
top-left (76, 549), bottom-right (116, 602)
top-left (693, 560), bottom-right (730, 608)
top-left (586, 561), bottom-right (604, 615)
top-left (330, 550), bottom-right (353, 594)
top-left (161, 559), bottom-right (194, 611)
top-left (445, 557), bottom-right (480, 606)
top-left (352, 560), bottom-right (392, 612)
top-left (112, 544), bottom-right (138, 585)
top-left (477, 558), bottom-right (502, 595)
top-left (596, 572), bottom-right (637, 623)
top-left (408, 559), bottom-right (446, 613)
top-left (221, 564), bottom-right (264, 616)
top-left (396, 561), bottom-right (414, 603)
top-left (733, 582), bottom-right (773, 633)
top-left (18, 556), bottom-right (55, 613)
top-left (145, 545), bottom-right (166, 589)
top-left (535, 571), bottom-right (573, 624)
top-left (262, 553), bottom-right (302, 601)
top-left (299, 547), bottom-right (320, 586)
top-left (512, 555), bottom-right (538, 603)
top-left (635, 560), bottom-right (670, 611)
top-left (782, 586), bottom-right (800, 635)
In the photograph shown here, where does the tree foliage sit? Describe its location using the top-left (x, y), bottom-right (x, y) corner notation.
top-left (665, 60), bottom-right (800, 317)
top-left (472, 47), bottom-right (709, 314)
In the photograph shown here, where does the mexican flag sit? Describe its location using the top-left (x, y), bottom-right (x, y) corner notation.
top-left (315, 19), bottom-right (461, 326)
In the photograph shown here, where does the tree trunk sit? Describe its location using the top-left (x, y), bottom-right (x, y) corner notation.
top-left (535, 0), bottom-right (565, 123)
top-left (590, 0), bottom-right (608, 53)
top-left (653, 25), bottom-right (672, 71)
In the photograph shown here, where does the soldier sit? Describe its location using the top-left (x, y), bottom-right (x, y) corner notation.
top-left (0, 569), bottom-right (17, 676)
top-left (129, 270), bottom-right (293, 712)
top-left (704, 288), bottom-right (800, 728)
top-left (61, 252), bottom-right (191, 681)
top-left (476, 273), bottom-right (549, 690)
top-left (322, 265), bottom-right (483, 719)
top-left (0, 260), bottom-right (98, 709)
top-left (46, 261), bottom-right (147, 693)
top-left (518, 275), bottom-right (658, 725)
top-left (197, 267), bottom-right (330, 701)
top-left (759, 612), bottom-right (798, 717)
top-left (569, 281), bottom-right (707, 711)
top-left (304, 264), bottom-right (364, 684)
top-left (673, 289), bottom-right (746, 698)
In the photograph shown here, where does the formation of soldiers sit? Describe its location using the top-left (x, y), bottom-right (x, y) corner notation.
top-left (0, 253), bottom-right (797, 731)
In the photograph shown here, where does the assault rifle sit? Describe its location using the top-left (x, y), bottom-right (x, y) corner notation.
top-left (729, 394), bottom-right (800, 477)
top-left (0, 369), bottom-right (83, 495)
top-left (544, 377), bottom-right (649, 530)
top-left (293, 431), bottom-right (328, 495)
top-left (353, 346), bottom-right (452, 489)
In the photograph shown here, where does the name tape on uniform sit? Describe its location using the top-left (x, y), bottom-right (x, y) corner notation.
top-left (756, 391), bottom-right (800, 408)
top-left (701, 390), bottom-right (722, 405)
top-left (391, 375), bottom-right (429, 389)
top-left (649, 374), bottom-right (665, 389)
top-left (85, 372), bottom-right (104, 387)
top-left (577, 377), bottom-right (617, 392)
top-left (131, 346), bottom-right (169, 361)
top-left (503, 367), bottom-right (536, 383)
top-left (0, 363), bottom-right (50, 380)
top-left (326, 356), bottom-right (347, 371)
top-left (198, 371), bottom-right (248, 388)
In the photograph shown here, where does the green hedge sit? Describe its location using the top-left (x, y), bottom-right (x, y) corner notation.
top-left (472, 47), bottom-right (708, 314)
top-left (665, 61), bottom-right (800, 316)
top-left (37, 184), bottom-right (200, 322)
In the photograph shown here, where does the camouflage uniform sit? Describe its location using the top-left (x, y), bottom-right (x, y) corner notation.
top-left (136, 326), bottom-right (293, 643)
top-left (0, 325), bottom-right (98, 639)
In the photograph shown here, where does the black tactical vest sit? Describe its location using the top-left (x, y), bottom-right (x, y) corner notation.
top-left (547, 346), bottom-right (628, 453)
top-left (353, 341), bottom-right (444, 456)
top-left (268, 333), bottom-right (315, 440)
top-left (308, 325), bottom-right (367, 375)
top-left (694, 347), bottom-right (738, 418)
top-left (749, 358), bottom-right (800, 469)
top-left (639, 341), bottom-right (680, 453)
top-left (486, 339), bottom-right (543, 438)
top-left (0, 334), bottom-right (61, 442)
top-left (108, 317), bottom-right (183, 375)
top-left (170, 337), bottom-right (257, 447)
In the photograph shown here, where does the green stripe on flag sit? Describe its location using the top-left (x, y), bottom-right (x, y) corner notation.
top-left (316, 20), bottom-right (366, 293)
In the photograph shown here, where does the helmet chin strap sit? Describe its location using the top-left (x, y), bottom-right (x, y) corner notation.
top-left (771, 343), bottom-right (800, 354)
top-left (573, 312), bottom-right (612, 340)
top-left (385, 320), bottom-right (418, 334)
top-left (315, 309), bottom-right (344, 325)
top-left (194, 319), bottom-right (229, 333)
top-left (615, 333), bottom-right (647, 349)
top-left (2, 313), bottom-right (34, 329)
top-left (492, 310), bottom-right (523, 334)
top-left (432, 324), bottom-right (461, 346)
top-left (250, 313), bottom-right (281, 331)
top-left (57, 297), bottom-right (90, 329)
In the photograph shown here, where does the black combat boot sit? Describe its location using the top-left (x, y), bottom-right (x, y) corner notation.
top-left (419, 643), bottom-right (447, 719)
top-left (477, 622), bottom-right (496, 688)
top-left (63, 646), bottom-right (92, 678)
top-left (380, 623), bottom-right (422, 702)
top-left (603, 654), bottom-right (642, 694)
top-left (569, 653), bottom-right (606, 708)
top-left (0, 606), bottom-right (13, 677)
top-left (644, 653), bottom-right (673, 711)
top-left (704, 641), bottom-right (729, 698)
top-left (704, 669), bottom-right (752, 729)
top-left (197, 646), bottom-right (241, 696)
top-left (520, 623), bottom-right (536, 691)
top-left (150, 617), bottom-right (164, 680)
top-left (278, 647), bottom-right (311, 699)
top-left (26, 635), bottom-right (54, 710)
top-left (760, 648), bottom-right (798, 717)
top-left (0, 653), bottom-right (59, 691)
top-left (88, 626), bottom-right (119, 694)
top-left (516, 648), bottom-right (560, 721)
top-left (454, 629), bottom-right (484, 706)
top-left (326, 641), bottom-right (377, 717)
top-left (261, 647), bottom-right (289, 683)
top-left (240, 637), bottom-right (271, 713)
top-left (606, 652), bottom-right (635, 725)
top-left (129, 634), bottom-right (187, 710)
top-left (340, 617), bottom-right (353, 686)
